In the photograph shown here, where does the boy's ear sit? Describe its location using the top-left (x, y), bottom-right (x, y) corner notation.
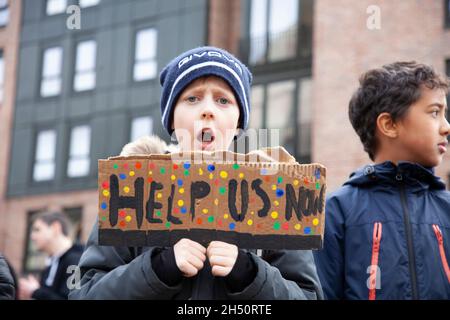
top-left (376, 112), bottom-right (398, 138)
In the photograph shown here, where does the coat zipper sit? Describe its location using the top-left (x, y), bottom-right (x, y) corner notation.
top-left (432, 224), bottom-right (450, 283)
top-left (398, 182), bottom-right (419, 299)
top-left (369, 222), bottom-right (382, 300)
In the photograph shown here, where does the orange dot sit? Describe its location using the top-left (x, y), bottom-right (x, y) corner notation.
top-left (197, 218), bottom-right (202, 225)
top-left (135, 162), bottom-right (142, 169)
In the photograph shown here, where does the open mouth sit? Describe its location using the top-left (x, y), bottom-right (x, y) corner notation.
top-left (196, 128), bottom-right (215, 150)
top-left (438, 142), bottom-right (448, 154)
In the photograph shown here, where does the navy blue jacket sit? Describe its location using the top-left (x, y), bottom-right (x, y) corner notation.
top-left (314, 161), bottom-right (450, 299)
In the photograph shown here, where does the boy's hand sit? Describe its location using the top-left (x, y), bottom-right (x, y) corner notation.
top-left (207, 241), bottom-right (238, 277)
top-left (173, 238), bottom-right (206, 277)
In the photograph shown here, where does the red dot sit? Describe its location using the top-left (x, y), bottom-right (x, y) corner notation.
top-left (135, 162), bottom-right (142, 169)
top-left (102, 182), bottom-right (109, 189)
top-left (214, 179), bottom-right (219, 186)
top-left (197, 218), bottom-right (202, 225)
top-left (304, 177), bottom-right (309, 184)
top-left (217, 220), bottom-right (222, 227)
top-left (149, 163), bottom-right (155, 170)
top-left (264, 176), bottom-right (271, 182)
top-left (147, 177), bottom-right (153, 183)
top-left (119, 210), bottom-right (126, 218)
top-left (173, 207), bottom-right (179, 214)
top-left (257, 223), bottom-right (262, 229)
top-left (119, 221), bottom-right (126, 228)
top-left (123, 163), bottom-right (129, 169)
top-left (282, 222), bottom-right (289, 230)
top-left (173, 164), bottom-right (178, 170)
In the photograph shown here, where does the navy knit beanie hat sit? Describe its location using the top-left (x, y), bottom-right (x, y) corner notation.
top-left (160, 46), bottom-right (253, 136)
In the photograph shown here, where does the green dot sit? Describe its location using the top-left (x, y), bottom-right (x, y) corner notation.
top-left (101, 216), bottom-right (107, 221)
top-left (273, 221), bottom-right (281, 230)
top-left (208, 216), bottom-right (214, 223)
top-left (160, 167), bottom-right (166, 174)
top-left (113, 164), bottom-right (118, 169)
top-left (232, 163), bottom-right (240, 170)
top-left (277, 176), bottom-right (283, 184)
top-left (184, 169), bottom-right (189, 176)
top-left (219, 187), bottom-right (226, 195)
top-left (316, 182), bottom-right (320, 190)
top-left (165, 222), bottom-right (171, 228)
top-left (156, 210), bottom-right (161, 217)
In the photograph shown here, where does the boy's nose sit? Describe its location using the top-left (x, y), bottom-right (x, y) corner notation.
top-left (443, 116), bottom-right (450, 136)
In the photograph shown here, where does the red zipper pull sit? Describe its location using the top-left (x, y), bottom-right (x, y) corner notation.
top-left (369, 222), bottom-right (382, 300)
top-left (432, 224), bottom-right (450, 283)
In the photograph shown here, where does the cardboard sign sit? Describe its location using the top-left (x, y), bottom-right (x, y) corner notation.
top-left (98, 151), bottom-right (326, 249)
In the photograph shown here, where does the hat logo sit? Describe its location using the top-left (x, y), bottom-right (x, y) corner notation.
top-left (178, 50), bottom-right (243, 75)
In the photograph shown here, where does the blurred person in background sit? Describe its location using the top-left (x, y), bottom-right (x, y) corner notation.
top-left (18, 211), bottom-right (83, 299)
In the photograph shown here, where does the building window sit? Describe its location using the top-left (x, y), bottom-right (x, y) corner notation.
top-left (46, 0), bottom-right (67, 16)
top-left (445, 0), bottom-right (450, 28)
top-left (0, 0), bottom-right (9, 27)
top-left (131, 116), bottom-right (153, 141)
top-left (248, 78), bottom-right (311, 162)
top-left (0, 50), bottom-right (4, 104)
top-left (33, 130), bottom-right (57, 182)
top-left (249, 0), bottom-right (299, 65)
top-left (67, 125), bottom-right (91, 178)
top-left (134, 28), bottom-right (158, 81)
top-left (79, 0), bottom-right (101, 8)
top-left (74, 40), bottom-right (96, 92)
top-left (40, 47), bottom-right (63, 97)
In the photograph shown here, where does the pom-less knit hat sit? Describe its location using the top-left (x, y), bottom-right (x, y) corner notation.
top-left (160, 46), bottom-right (253, 136)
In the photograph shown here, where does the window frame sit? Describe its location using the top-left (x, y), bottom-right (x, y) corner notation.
top-left (45, 0), bottom-right (68, 16)
top-left (32, 128), bottom-right (58, 183)
top-left (73, 39), bottom-right (97, 93)
top-left (39, 46), bottom-right (64, 98)
top-left (132, 26), bottom-right (158, 83)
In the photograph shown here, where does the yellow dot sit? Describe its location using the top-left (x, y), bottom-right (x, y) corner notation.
top-left (123, 186), bottom-right (130, 193)
top-left (251, 211), bottom-right (254, 215)
top-left (313, 218), bottom-right (319, 226)
top-left (157, 193), bottom-right (162, 199)
top-left (272, 184), bottom-right (277, 190)
top-left (247, 219), bottom-right (253, 226)
top-left (179, 187), bottom-right (185, 194)
top-left (214, 198), bottom-right (219, 206)
top-left (148, 171), bottom-right (153, 175)
top-left (171, 174), bottom-right (176, 181)
top-left (129, 171), bottom-right (135, 177)
top-left (178, 200), bottom-right (184, 206)
top-left (271, 211), bottom-right (278, 219)
top-left (199, 168), bottom-right (204, 175)
top-left (239, 173), bottom-right (244, 179)
top-left (220, 171), bottom-right (228, 179)
top-left (202, 208), bottom-right (209, 214)
top-left (295, 224), bottom-right (301, 230)
top-left (125, 215), bottom-right (132, 222)
top-left (102, 190), bottom-right (110, 197)
top-left (293, 179), bottom-right (299, 186)
top-left (274, 200), bottom-right (279, 206)
top-left (209, 173), bottom-right (214, 180)
top-left (224, 214), bottom-right (229, 219)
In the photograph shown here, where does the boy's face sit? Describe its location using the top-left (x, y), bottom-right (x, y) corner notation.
top-left (172, 76), bottom-right (240, 152)
top-left (394, 87), bottom-right (449, 167)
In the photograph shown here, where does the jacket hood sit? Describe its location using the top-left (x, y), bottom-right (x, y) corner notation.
top-left (344, 161), bottom-right (446, 191)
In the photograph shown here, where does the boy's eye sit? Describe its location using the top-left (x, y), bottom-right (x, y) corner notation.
top-left (186, 96), bottom-right (198, 103)
top-left (218, 97), bottom-right (229, 105)
top-left (431, 110), bottom-right (439, 117)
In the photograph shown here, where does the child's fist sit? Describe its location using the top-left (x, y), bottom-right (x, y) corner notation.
top-left (173, 238), bottom-right (207, 277)
top-left (207, 241), bottom-right (238, 277)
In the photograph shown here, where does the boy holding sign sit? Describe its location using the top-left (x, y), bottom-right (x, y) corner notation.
top-left (70, 47), bottom-right (323, 300)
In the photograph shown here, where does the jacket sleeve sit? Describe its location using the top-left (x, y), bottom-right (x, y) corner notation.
top-left (225, 249), bottom-right (323, 300)
top-left (0, 254), bottom-right (15, 300)
top-left (68, 222), bottom-right (183, 300)
top-left (313, 195), bottom-right (346, 299)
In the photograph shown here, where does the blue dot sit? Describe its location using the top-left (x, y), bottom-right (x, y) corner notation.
top-left (119, 173), bottom-right (126, 180)
top-left (183, 162), bottom-right (191, 169)
top-left (177, 179), bottom-right (183, 186)
top-left (101, 202), bottom-right (107, 210)
top-left (276, 189), bottom-right (284, 197)
top-left (207, 164), bottom-right (215, 172)
top-left (181, 207), bottom-right (187, 214)
top-left (304, 227), bottom-right (311, 234)
top-left (261, 168), bottom-right (268, 175)
top-left (315, 168), bottom-right (321, 179)
top-left (229, 222), bottom-right (236, 230)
